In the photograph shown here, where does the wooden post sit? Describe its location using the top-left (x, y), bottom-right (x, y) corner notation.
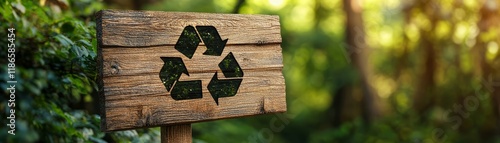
top-left (161, 124), bottom-right (192, 143)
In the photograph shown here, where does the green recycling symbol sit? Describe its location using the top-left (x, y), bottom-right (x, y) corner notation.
top-left (159, 26), bottom-right (243, 105)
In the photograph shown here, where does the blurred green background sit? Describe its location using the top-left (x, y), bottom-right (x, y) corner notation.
top-left (1, 0), bottom-right (500, 142)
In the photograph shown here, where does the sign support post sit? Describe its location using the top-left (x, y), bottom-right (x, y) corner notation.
top-left (161, 124), bottom-right (191, 143)
top-left (96, 10), bottom-right (286, 142)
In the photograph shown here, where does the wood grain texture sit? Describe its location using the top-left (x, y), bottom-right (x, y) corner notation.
top-left (97, 10), bottom-right (281, 47)
top-left (161, 124), bottom-right (191, 143)
top-left (97, 10), bottom-right (286, 131)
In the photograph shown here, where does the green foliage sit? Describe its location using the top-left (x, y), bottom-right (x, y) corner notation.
top-left (0, 0), bottom-right (160, 142)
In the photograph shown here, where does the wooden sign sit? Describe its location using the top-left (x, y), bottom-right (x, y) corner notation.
top-left (96, 10), bottom-right (286, 132)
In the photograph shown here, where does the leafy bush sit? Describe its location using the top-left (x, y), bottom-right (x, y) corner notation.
top-left (0, 0), bottom-right (159, 142)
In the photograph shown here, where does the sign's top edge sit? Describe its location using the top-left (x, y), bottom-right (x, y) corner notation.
top-left (95, 9), bottom-right (280, 19)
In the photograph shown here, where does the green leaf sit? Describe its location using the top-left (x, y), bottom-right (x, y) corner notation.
top-left (72, 45), bottom-right (81, 57)
top-left (78, 39), bottom-right (91, 47)
top-left (75, 21), bottom-right (90, 33)
top-left (91, 39), bottom-right (97, 51)
top-left (0, 1), bottom-right (14, 21)
top-left (55, 34), bottom-right (74, 47)
top-left (11, 2), bottom-right (25, 13)
top-left (89, 136), bottom-right (107, 143)
top-left (33, 6), bottom-right (50, 23)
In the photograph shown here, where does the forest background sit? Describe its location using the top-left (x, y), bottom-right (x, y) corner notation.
top-left (1, 0), bottom-right (500, 142)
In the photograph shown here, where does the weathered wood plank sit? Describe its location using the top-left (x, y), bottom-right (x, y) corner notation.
top-left (97, 10), bottom-right (281, 47)
top-left (97, 10), bottom-right (286, 132)
top-left (103, 70), bottom-right (284, 100)
top-left (102, 70), bottom-right (285, 130)
top-left (101, 44), bottom-right (283, 77)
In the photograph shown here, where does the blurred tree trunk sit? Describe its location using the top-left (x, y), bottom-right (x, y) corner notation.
top-left (475, 0), bottom-right (500, 130)
top-left (232, 0), bottom-right (245, 13)
top-left (331, 85), bottom-right (346, 127)
top-left (338, 0), bottom-right (378, 125)
top-left (395, 5), bottom-right (411, 79)
top-left (412, 1), bottom-right (438, 115)
top-left (104, 0), bottom-right (160, 10)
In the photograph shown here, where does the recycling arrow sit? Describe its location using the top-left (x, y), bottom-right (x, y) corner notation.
top-left (170, 80), bottom-right (202, 100)
top-left (160, 25), bottom-right (243, 105)
top-left (208, 52), bottom-right (244, 105)
top-left (159, 57), bottom-right (202, 100)
top-left (218, 52), bottom-right (243, 78)
top-left (159, 57), bottom-right (188, 91)
top-left (208, 72), bottom-right (242, 105)
top-left (174, 26), bottom-right (201, 59)
top-left (197, 26), bottom-right (228, 56)
top-left (174, 26), bottom-right (228, 58)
